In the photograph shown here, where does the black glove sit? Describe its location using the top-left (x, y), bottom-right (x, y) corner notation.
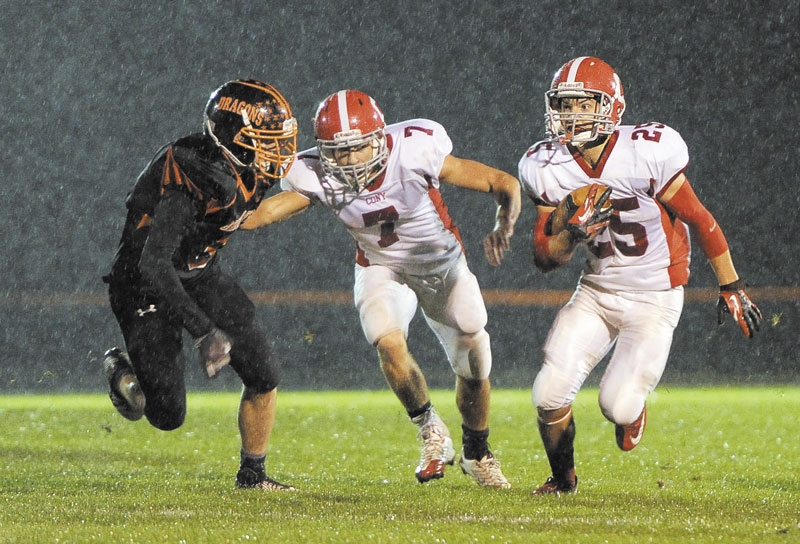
top-left (194, 328), bottom-right (232, 378)
top-left (565, 184), bottom-right (613, 240)
top-left (717, 279), bottom-right (762, 338)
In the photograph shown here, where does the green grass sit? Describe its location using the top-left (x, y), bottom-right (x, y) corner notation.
top-left (0, 387), bottom-right (797, 543)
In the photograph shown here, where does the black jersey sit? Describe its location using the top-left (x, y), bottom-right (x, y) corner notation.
top-left (107, 133), bottom-right (273, 336)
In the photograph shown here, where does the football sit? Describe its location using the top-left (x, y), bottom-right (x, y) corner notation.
top-left (550, 183), bottom-right (613, 234)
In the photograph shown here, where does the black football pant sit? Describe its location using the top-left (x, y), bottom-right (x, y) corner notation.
top-left (108, 266), bottom-right (280, 431)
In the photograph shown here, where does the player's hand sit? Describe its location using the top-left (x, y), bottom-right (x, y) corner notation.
top-left (717, 280), bottom-right (762, 338)
top-left (484, 222), bottom-right (513, 266)
top-left (565, 184), bottom-right (613, 241)
top-left (195, 328), bottom-right (232, 378)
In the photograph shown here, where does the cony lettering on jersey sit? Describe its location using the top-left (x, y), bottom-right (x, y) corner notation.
top-left (518, 123), bottom-right (691, 291)
top-left (281, 119), bottom-right (463, 275)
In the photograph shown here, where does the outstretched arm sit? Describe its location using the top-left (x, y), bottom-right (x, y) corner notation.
top-left (659, 174), bottom-right (762, 337)
top-left (241, 190), bottom-right (311, 230)
top-left (438, 155), bottom-right (521, 266)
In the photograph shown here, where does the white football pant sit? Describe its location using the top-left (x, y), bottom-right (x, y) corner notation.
top-left (354, 255), bottom-right (491, 379)
top-left (532, 282), bottom-right (683, 425)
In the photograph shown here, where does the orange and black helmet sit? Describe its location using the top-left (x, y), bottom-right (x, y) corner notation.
top-left (204, 79), bottom-right (298, 179)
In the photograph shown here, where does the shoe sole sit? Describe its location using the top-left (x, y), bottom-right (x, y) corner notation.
top-left (415, 437), bottom-right (456, 483)
top-left (531, 485), bottom-right (578, 495)
top-left (114, 379), bottom-right (146, 421)
top-left (237, 481), bottom-right (297, 491)
top-left (415, 458), bottom-right (455, 483)
top-left (104, 349), bottom-right (145, 421)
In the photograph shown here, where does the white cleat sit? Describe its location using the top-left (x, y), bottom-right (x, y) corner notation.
top-left (459, 452), bottom-right (511, 489)
top-left (414, 423), bottom-right (456, 483)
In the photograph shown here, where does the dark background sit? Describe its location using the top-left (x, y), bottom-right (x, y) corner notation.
top-left (1, 1), bottom-right (797, 392)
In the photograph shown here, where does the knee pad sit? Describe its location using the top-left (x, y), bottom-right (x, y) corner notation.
top-left (531, 365), bottom-right (552, 409)
top-left (532, 363), bottom-right (574, 411)
top-left (145, 399), bottom-right (186, 431)
top-left (598, 368), bottom-right (658, 424)
top-left (230, 328), bottom-right (281, 393)
top-left (359, 292), bottom-right (415, 346)
top-left (449, 329), bottom-right (492, 380)
top-left (598, 390), bottom-right (646, 425)
top-left (245, 378), bottom-right (279, 396)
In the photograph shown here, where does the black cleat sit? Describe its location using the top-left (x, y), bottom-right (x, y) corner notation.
top-left (532, 475), bottom-right (578, 495)
top-left (103, 348), bottom-right (145, 421)
top-left (235, 466), bottom-right (295, 491)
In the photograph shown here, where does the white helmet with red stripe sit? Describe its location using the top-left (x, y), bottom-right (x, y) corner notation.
top-left (314, 90), bottom-right (389, 190)
top-left (545, 57), bottom-right (626, 144)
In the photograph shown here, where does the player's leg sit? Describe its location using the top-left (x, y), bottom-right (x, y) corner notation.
top-left (454, 375), bottom-right (510, 488)
top-left (233, 355), bottom-right (290, 490)
top-left (531, 283), bottom-right (616, 494)
top-left (423, 321), bottom-right (508, 487)
top-left (107, 284), bottom-right (186, 430)
top-left (532, 405), bottom-right (578, 495)
top-left (378, 329), bottom-right (456, 483)
top-left (355, 263), bottom-right (421, 406)
top-left (355, 264), bottom-right (455, 483)
top-left (235, 387), bottom-right (292, 490)
top-left (597, 287), bottom-right (683, 452)
top-left (455, 374), bottom-right (489, 437)
top-left (376, 330), bottom-right (431, 413)
top-left (192, 270), bottom-right (292, 490)
top-left (419, 257), bottom-right (509, 488)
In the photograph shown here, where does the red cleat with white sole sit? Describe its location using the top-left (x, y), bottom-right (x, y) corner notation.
top-left (414, 423), bottom-right (456, 483)
top-left (615, 404), bottom-right (646, 451)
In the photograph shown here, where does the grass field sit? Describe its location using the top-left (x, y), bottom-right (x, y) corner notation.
top-left (0, 387), bottom-right (797, 543)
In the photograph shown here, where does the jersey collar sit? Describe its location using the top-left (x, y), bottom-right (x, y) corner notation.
top-left (569, 131), bottom-right (619, 178)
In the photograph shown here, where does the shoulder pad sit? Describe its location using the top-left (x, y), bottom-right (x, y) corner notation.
top-left (168, 134), bottom-right (239, 204)
top-left (524, 140), bottom-right (558, 158)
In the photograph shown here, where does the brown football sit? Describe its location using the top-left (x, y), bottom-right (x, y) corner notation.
top-left (550, 183), bottom-right (613, 234)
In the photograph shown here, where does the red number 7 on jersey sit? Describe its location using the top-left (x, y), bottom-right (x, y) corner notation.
top-left (362, 206), bottom-right (400, 247)
top-left (404, 126), bottom-right (434, 138)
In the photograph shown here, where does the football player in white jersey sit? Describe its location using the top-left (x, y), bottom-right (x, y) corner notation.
top-left (244, 90), bottom-right (521, 488)
top-left (519, 57), bottom-right (762, 495)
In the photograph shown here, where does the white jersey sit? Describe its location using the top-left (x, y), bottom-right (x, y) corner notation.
top-left (281, 118), bottom-right (464, 276)
top-left (519, 123), bottom-right (692, 291)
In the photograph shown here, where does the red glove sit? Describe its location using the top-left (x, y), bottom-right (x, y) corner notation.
top-left (717, 280), bottom-right (763, 338)
top-left (565, 183), bottom-right (613, 240)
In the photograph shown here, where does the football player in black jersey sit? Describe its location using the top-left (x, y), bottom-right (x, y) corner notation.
top-left (102, 79), bottom-right (298, 490)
